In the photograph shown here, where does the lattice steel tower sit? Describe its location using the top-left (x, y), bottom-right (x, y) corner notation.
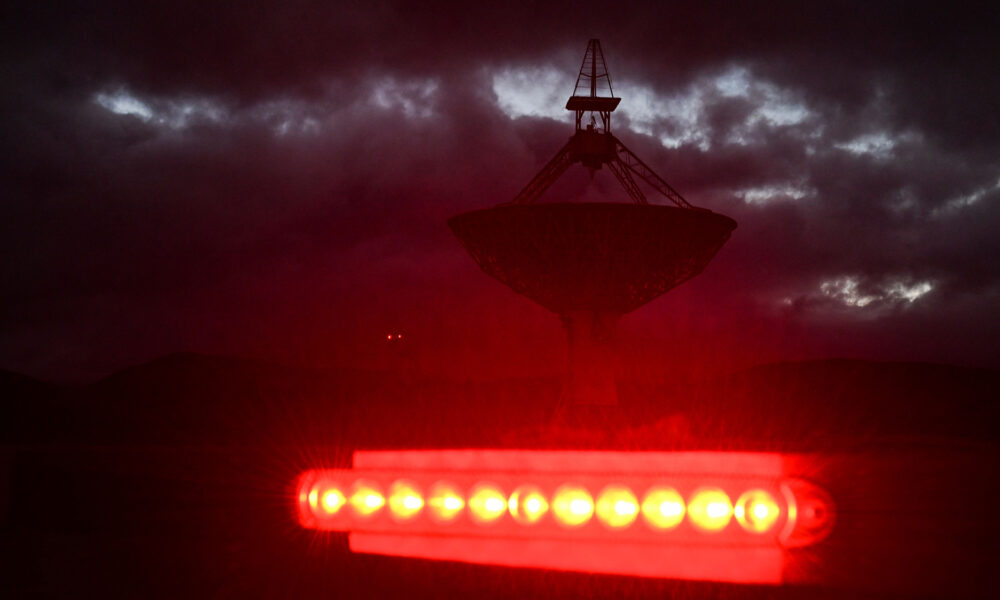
top-left (449, 40), bottom-right (736, 407)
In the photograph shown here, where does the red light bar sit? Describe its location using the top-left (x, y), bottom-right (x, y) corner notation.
top-left (296, 450), bottom-right (834, 584)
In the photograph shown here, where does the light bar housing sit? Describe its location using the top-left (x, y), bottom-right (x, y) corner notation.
top-left (296, 450), bottom-right (834, 584)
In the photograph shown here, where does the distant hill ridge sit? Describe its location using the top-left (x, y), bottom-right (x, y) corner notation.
top-left (3, 352), bottom-right (997, 448)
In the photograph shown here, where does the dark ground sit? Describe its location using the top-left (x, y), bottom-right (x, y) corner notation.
top-left (2, 354), bottom-right (998, 598)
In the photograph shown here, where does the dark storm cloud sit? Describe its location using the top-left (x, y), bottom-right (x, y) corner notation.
top-left (2, 1), bottom-right (999, 379)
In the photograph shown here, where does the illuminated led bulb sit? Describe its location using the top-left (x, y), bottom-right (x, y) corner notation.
top-left (734, 489), bottom-right (780, 533)
top-left (687, 488), bottom-right (733, 532)
top-left (552, 485), bottom-right (594, 527)
top-left (427, 482), bottom-right (465, 522)
top-left (468, 483), bottom-right (507, 523)
top-left (595, 485), bottom-right (639, 529)
top-left (641, 487), bottom-right (685, 530)
top-left (320, 488), bottom-right (347, 515)
top-left (508, 485), bottom-right (549, 524)
top-left (388, 480), bottom-right (424, 520)
top-left (349, 480), bottom-right (385, 516)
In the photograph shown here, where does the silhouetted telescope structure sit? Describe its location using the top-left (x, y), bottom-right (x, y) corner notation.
top-left (449, 40), bottom-right (736, 406)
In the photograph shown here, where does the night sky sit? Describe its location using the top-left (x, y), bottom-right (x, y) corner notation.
top-left (4, 1), bottom-right (999, 382)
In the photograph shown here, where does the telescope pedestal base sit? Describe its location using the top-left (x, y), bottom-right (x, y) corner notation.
top-left (561, 310), bottom-right (619, 407)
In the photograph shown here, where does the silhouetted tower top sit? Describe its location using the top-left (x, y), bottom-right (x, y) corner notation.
top-left (448, 40), bottom-right (736, 406)
top-left (566, 38), bottom-right (621, 132)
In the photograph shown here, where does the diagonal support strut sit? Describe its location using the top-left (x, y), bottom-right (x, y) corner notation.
top-left (508, 140), bottom-right (576, 205)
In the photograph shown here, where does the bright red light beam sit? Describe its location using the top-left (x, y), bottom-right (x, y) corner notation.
top-left (296, 450), bottom-right (834, 584)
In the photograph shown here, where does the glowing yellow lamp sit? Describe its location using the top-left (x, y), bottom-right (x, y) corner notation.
top-left (349, 480), bottom-right (385, 516)
top-left (687, 488), bottom-right (732, 532)
top-left (427, 482), bottom-right (465, 522)
top-left (734, 489), bottom-right (780, 533)
top-left (595, 485), bottom-right (639, 528)
top-left (388, 480), bottom-right (424, 520)
top-left (552, 484), bottom-right (594, 527)
top-left (321, 488), bottom-right (346, 515)
top-left (641, 487), bottom-right (686, 530)
top-left (468, 483), bottom-right (507, 523)
top-left (508, 485), bottom-right (549, 524)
